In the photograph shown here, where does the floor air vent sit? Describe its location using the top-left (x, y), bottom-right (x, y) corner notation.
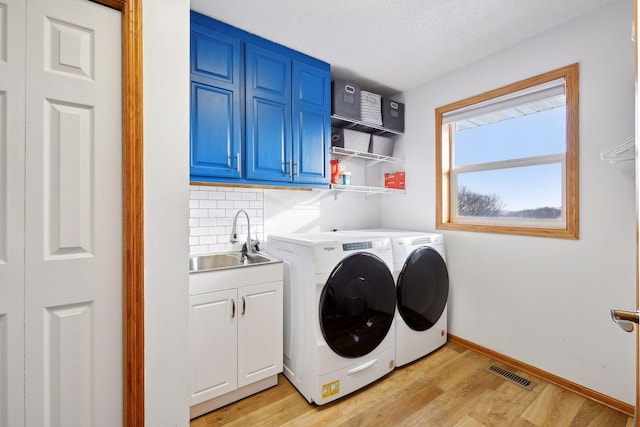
top-left (485, 365), bottom-right (534, 390)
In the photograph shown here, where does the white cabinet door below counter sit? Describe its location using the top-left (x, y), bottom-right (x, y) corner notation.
top-left (190, 289), bottom-right (238, 405)
top-left (237, 281), bottom-right (283, 388)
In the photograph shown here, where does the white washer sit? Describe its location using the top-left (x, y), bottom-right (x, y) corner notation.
top-left (266, 232), bottom-right (396, 405)
top-left (343, 229), bottom-right (449, 367)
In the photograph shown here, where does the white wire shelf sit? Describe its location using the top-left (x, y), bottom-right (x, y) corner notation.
top-left (600, 136), bottom-right (634, 163)
top-left (330, 184), bottom-right (405, 195)
top-left (331, 114), bottom-right (403, 136)
top-left (330, 146), bottom-right (400, 165)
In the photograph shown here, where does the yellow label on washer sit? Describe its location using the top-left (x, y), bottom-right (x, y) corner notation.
top-left (321, 380), bottom-right (340, 398)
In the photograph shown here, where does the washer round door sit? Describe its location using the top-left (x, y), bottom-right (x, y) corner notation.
top-left (319, 252), bottom-right (396, 358)
top-left (397, 246), bottom-right (449, 331)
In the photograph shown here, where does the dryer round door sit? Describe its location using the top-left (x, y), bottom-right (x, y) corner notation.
top-left (319, 252), bottom-right (396, 358)
top-left (397, 246), bottom-right (449, 331)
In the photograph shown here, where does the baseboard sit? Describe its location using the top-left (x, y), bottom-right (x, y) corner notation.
top-left (448, 334), bottom-right (635, 417)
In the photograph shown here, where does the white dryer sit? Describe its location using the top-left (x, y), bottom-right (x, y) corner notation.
top-left (266, 232), bottom-right (396, 405)
top-left (343, 229), bottom-right (449, 367)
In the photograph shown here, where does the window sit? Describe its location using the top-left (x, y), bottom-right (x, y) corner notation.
top-left (435, 64), bottom-right (578, 239)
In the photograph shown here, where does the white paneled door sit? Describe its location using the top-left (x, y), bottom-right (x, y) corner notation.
top-left (1, 0), bottom-right (123, 425)
top-left (0, 0), bottom-right (26, 425)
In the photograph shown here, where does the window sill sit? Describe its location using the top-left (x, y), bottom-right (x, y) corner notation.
top-left (436, 222), bottom-right (578, 239)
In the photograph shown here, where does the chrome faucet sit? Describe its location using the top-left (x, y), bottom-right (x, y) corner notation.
top-left (230, 209), bottom-right (259, 255)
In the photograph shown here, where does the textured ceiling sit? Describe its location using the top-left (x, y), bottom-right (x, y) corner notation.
top-left (190, 0), bottom-right (619, 96)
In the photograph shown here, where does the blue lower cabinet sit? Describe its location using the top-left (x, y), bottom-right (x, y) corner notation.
top-left (190, 12), bottom-right (330, 188)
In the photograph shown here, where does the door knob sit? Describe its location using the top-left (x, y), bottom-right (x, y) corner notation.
top-left (610, 309), bottom-right (639, 332)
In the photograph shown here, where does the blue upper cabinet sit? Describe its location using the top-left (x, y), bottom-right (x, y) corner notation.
top-left (190, 21), bottom-right (242, 180)
top-left (292, 61), bottom-right (331, 185)
top-left (245, 44), bottom-right (292, 182)
top-left (190, 11), bottom-right (330, 188)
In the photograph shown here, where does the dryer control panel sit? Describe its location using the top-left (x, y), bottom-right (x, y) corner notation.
top-left (342, 241), bottom-right (373, 251)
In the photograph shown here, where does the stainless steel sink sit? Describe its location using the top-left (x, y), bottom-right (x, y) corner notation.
top-left (189, 251), bottom-right (279, 273)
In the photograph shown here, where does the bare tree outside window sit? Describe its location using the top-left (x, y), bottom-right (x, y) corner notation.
top-left (457, 186), bottom-right (562, 219)
top-left (457, 186), bottom-right (505, 217)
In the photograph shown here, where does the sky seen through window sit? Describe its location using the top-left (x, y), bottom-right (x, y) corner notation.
top-left (454, 107), bottom-right (565, 212)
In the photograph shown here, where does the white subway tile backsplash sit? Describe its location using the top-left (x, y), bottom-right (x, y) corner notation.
top-left (210, 243), bottom-right (228, 253)
top-left (190, 209), bottom-right (209, 218)
top-left (190, 190), bottom-right (209, 200)
top-left (189, 185), bottom-right (265, 256)
top-left (217, 234), bottom-right (231, 244)
top-left (217, 200), bottom-right (234, 209)
top-left (190, 227), bottom-right (210, 236)
top-left (191, 245), bottom-right (210, 254)
top-left (199, 236), bottom-right (218, 245)
top-left (198, 218), bottom-right (217, 227)
top-left (208, 226), bottom-right (226, 235)
top-left (218, 217), bottom-right (234, 226)
top-left (199, 200), bottom-right (218, 209)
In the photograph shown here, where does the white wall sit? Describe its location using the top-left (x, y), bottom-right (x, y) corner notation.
top-left (144, 0), bottom-right (191, 425)
top-left (382, 0), bottom-right (636, 404)
top-left (262, 153), bottom-right (392, 236)
top-left (264, 187), bottom-right (382, 237)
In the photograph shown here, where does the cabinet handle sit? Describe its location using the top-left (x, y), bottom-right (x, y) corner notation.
top-left (293, 162), bottom-right (298, 176)
top-left (231, 299), bottom-right (236, 318)
top-left (236, 152), bottom-right (241, 174)
top-left (289, 159), bottom-right (293, 178)
top-left (241, 297), bottom-right (246, 315)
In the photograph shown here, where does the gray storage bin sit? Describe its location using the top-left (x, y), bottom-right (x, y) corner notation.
top-left (382, 98), bottom-right (405, 133)
top-left (331, 80), bottom-right (361, 120)
top-left (331, 128), bottom-right (371, 153)
top-left (369, 135), bottom-right (395, 156)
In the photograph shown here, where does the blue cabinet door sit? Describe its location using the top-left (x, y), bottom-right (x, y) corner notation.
top-left (244, 44), bottom-right (292, 182)
top-left (292, 61), bottom-right (330, 185)
top-left (190, 24), bottom-right (242, 180)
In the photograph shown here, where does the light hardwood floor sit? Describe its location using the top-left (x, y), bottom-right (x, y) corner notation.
top-left (190, 341), bottom-right (633, 426)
